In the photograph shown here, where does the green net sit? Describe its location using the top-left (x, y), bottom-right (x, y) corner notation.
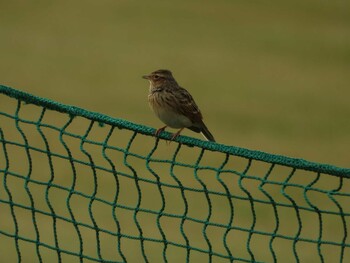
top-left (0, 84), bottom-right (349, 263)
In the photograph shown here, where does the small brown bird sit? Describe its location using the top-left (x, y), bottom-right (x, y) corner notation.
top-left (142, 69), bottom-right (215, 142)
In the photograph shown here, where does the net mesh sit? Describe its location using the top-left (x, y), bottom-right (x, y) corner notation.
top-left (0, 84), bottom-right (349, 263)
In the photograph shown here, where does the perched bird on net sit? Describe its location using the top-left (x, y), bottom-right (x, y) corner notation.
top-left (143, 69), bottom-right (215, 142)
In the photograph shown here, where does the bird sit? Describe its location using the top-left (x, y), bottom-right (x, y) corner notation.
top-left (142, 69), bottom-right (215, 142)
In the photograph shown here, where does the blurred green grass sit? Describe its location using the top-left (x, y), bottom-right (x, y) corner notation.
top-left (0, 0), bottom-right (349, 166)
top-left (0, 1), bottom-right (349, 262)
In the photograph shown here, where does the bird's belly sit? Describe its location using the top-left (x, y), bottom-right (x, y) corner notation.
top-left (155, 108), bottom-right (192, 129)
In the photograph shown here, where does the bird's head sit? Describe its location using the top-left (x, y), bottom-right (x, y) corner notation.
top-left (142, 69), bottom-right (176, 88)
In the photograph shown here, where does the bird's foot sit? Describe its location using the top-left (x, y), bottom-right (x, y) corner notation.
top-left (170, 128), bottom-right (184, 141)
top-left (155, 126), bottom-right (167, 137)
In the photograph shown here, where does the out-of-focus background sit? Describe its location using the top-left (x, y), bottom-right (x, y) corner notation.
top-left (0, 1), bottom-right (349, 262)
top-left (1, 0), bottom-right (349, 166)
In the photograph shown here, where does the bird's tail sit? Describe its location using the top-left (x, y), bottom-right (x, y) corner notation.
top-left (200, 122), bottom-right (215, 142)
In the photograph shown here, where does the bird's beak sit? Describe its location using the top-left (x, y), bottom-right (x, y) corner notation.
top-left (142, 74), bottom-right (150, 80)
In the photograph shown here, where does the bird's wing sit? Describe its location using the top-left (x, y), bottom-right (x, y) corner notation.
top-left (173, 87), bottom-right (203, 123)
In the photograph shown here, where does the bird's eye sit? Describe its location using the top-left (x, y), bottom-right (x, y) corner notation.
top-left (154, 75), bottom-right (160, 79)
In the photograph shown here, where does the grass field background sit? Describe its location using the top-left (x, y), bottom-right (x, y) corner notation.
top-left (0, 1), bottom-right (349, 262)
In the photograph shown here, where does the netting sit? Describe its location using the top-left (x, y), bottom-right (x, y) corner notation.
top-left (0, 84), bottom-right (349, 263)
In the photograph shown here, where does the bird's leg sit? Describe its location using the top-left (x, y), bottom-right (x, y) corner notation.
top-left (155, 126), bottom-right (167, 137)
top-left (171, 128), bottom-right (185, 141)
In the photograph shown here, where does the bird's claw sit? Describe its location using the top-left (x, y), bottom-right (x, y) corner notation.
top-left (155, 126), bottom-right (184, 145)
top-left (170, 128), bottom-right (184, 142)
top-left (155, 126), bottom-right (167, 137)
